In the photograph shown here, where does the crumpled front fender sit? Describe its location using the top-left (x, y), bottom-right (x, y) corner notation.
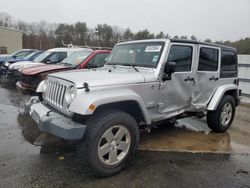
top-left (36, 80), bottom-right (45, 93)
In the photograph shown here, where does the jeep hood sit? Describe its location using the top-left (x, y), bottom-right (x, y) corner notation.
top-left (50, 67), bottom-right (157, 88)
top-left (21, 64), bottom-right (68, 75)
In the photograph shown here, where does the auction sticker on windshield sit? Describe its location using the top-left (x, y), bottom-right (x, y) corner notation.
top-left (145, 46), bottom-right (162, 52)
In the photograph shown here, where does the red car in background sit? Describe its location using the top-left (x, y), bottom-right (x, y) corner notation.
top-left (16, 50), bottom-right (110, 93)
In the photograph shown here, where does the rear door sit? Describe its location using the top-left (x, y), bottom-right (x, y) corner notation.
top-left (193, 45), bottom-right (221, 107)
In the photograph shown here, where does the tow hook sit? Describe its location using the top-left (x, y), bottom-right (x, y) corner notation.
top-left (46, 111), bottom-right (53, 116)
top-left (31, 98), bottom-right (38, 104)
top-left (145, 125), bottom-right (152, 133)
top-left (140, 125), bottom-right (152, 133)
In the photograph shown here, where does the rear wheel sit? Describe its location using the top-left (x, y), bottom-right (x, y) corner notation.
top-left (77, 109), bottom-right (139, 177)
top-left (207, 95), bottom-right (235, 132)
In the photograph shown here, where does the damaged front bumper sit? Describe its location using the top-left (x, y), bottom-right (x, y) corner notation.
top-left (25, 97), bottom-right (86, 140)
top-left (16, 81), bottom-right (36, 94)
top-left (0, 68), bottom-right (21, 85)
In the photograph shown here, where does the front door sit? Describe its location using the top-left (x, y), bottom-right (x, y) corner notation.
top-left (159, 43), bottom-right (196, 114)
top-left (193, 45), bottom-right (221, 107)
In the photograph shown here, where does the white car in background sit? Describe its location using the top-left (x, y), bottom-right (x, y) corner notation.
top-left (9, 47), bottom-right (84, 71)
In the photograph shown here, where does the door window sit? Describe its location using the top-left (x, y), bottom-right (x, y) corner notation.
top-left (198, 47), bottom-right (219, 71)
top-left (47, 52), bottom-right (67, 63)
top-left (167, 45), bottom-right (193, 72)
top-left (220, 50), bottom-right (237, 77)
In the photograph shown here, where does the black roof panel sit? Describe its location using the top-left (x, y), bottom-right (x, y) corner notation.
top-left (170, 39), bottom-right (236, 52)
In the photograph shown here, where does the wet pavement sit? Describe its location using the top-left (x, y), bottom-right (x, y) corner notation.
top-left (0, 84), bottom-right (250, 188)
top-left (139, 109), bottom-right (250, 153)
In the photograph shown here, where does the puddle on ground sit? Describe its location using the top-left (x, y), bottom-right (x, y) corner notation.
top-left (139, 117), bottom-right (250, 154)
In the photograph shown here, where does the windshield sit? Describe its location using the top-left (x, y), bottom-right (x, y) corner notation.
top-left (62, 50), bottom-right (92, 66)
top-left (106, 42), bottom-right (165, 68)
top-left (23, 51), bottom-right (39, 60)
top-left (33, 51), bottom-right (52, 62)
top-left (11, 50), bottom-right (22, 56)
top-left (11, 50), bottom-right (32, 59)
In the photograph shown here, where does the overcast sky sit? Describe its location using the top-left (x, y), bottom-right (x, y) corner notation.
top-left (1, 0), bottom-right (250, 41)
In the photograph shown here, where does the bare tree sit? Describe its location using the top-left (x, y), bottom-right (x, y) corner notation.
top-left (156, 31), bottom-right (165, 39)
top-left (112, 25), bottom-right (124, 44)
top-left (0, 12), bottom-right (13, 27)
top-left (123, 28), bottom-right (134, 41)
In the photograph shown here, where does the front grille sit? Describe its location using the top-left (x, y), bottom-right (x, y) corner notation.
top-left (45, 80), bottom-right (67, 108)
top-left (43, 76), bottom-right (74, 116)
top-left (7, 69), bottom-right (21, 80)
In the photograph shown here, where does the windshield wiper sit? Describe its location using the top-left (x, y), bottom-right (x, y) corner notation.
top-left (130, 65), bottom-right (139, 72)
top-left (106, 62), bottom-right (114, 66)
top-left (115, 63), bottom-right (140, 72)
top-left (106, 61), bottom-right (117, 68)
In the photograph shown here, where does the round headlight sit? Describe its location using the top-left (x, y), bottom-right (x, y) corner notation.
top-left (70, 86), bottom-right (77, 99)
top-left (13, 65), bottom-right (24, 70)
top-left (13, 65), bottom-right (19, 70)
top-left (65, 85), bottom-right (77, 104)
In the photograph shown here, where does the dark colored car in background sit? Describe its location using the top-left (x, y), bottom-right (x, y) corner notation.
top-left (16, 50), bottom-right (110, 93)
top-left (0, 49), bottom-right (37, 66)
top-left (0, 51), bottom-right (43, 75)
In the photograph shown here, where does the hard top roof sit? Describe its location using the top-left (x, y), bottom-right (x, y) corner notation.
top-left (118, 39), bottom-right (236, 52)
top-left (170, 39), bottom-right (236, 52)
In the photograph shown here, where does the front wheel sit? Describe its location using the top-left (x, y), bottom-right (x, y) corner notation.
top-left (77, 109), bottom-right (139, 177)
top-left (207, 95), bottom-right (235, 132)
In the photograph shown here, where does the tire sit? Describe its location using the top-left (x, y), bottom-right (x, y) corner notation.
top-left (207, 95), bottom-right (235, 132)
top-left (77, 109), bottom-right (140, 177)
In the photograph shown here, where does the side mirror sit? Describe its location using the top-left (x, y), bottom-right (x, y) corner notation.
top-left (12, 55), bottom-right (17, 59)
top-left (163, 61), bottom-right (176, 81)
top-left (46, 59), bottom-right (51, 63)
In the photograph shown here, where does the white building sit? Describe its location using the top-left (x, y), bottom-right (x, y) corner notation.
top-left (0, 26), bottom-right (23, 54)
top-left (238, 55), bottom-right (250, 96)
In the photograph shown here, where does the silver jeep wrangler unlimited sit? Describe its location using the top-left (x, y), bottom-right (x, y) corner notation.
top-left (26, 39), bottom-right (240, 176)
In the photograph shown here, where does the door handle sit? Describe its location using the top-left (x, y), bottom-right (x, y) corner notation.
top-left (209, 76), bottom-right (219, 81)
top-left (184, 76), bottom-right (195, 82)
